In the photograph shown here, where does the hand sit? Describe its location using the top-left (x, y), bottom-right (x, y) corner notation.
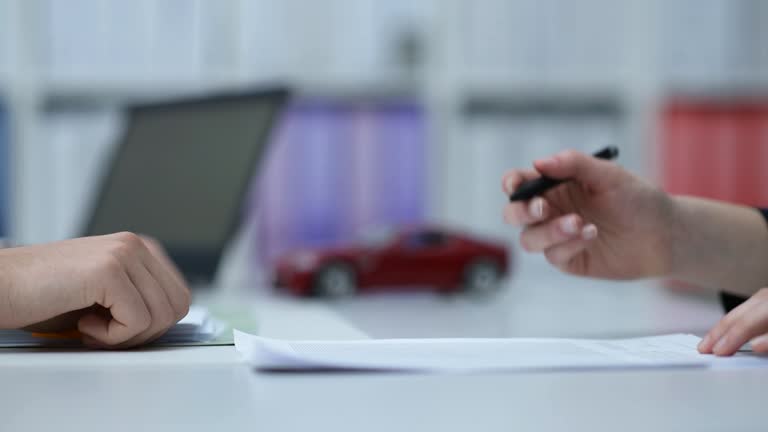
top-left (698, 288), bottom-right (768, 356)
top-left (501, 149), bottom-right (676, 279)
top-left (0, 232), bottom-right (191, 349)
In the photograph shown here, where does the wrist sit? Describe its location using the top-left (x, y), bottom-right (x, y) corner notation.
top-left (661, 194), bottom-right (691, 279)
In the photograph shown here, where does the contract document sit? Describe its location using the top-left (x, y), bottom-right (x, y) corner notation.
top-left (234, 331), bottom-right (711, 372)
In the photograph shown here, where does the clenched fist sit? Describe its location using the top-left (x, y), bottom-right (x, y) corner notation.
top-left (0, 232), bottom-right (191, 349)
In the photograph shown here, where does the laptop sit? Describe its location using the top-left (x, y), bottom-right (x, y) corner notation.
top-left (83, 87), bottom-right (291, 285)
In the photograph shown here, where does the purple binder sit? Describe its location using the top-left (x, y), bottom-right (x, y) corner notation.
top-left (251, 98), bottom-right (426, 264)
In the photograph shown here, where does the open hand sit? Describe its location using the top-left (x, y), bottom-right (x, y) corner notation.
top-left (699, 288), bottom-right (768, 356)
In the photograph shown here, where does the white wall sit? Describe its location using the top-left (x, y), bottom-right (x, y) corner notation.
top-left (1, 0), bottom-right (766, 244)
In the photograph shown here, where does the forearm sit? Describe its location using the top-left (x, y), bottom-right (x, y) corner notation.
top-left (0, 252), bottom-right (19, 328)
top-left (669, 196), bottom-right (768, 296)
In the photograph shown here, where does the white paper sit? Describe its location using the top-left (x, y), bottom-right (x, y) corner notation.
top-left (147, 305), bottom-right (225, 345)
top-left (234, 331), bottom-right (711, 372)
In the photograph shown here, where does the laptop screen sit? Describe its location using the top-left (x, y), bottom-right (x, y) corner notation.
top-left (85, 89), bottom-right (290, 282)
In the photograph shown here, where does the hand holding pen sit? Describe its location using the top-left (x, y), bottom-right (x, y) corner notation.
top-left (501, 147), bottom-right (768, 358)
top-left (500, 147), bottom-right (675, 280)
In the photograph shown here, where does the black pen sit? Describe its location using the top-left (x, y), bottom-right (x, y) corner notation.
top-left (508, 146), bottom-right (619, 202)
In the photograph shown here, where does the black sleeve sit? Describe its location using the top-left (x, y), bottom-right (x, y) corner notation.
top-left (719, 208), bottom-right (768, 313)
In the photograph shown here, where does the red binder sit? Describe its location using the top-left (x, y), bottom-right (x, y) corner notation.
top-left (659, 99), bottom-right (768, 208)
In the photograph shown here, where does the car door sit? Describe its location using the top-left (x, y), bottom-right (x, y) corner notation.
top-left (394, 230), bottom-right (459, 286)
top-left (361, 234), bottom-right (416, 287)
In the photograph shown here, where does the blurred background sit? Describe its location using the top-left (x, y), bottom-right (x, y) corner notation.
top-left (1, 0), bottom-right (767, 338)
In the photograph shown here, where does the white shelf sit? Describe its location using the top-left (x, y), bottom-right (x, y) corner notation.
top-left (459, 80), bottom-right (625, 107)
top-left (1, 0), bottom-right (767, 245)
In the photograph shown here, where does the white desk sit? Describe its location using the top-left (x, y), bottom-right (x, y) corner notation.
top-left (2, 358), bottom-right (767, 431)
top-left (330, 253), bottom-right (724, 339)
top-left (1, 255), bottom-right (762, 432)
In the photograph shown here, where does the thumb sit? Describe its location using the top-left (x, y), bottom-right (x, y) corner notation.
top-left (533, 149), bottom-right (622, 191)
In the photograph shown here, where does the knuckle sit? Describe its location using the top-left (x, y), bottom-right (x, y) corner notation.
top-left (544, 248), bottom-right (561, 265)
top-left (726, 323), bottom-right (749, 341)
top-left (559, 149), bottom-right (579, 162)
top-left (98, 255), bottom-right (125, 278)
top-left (519, 232), bottom-right (534, 252)
top-left (113, 232), bottom-right (143, 250)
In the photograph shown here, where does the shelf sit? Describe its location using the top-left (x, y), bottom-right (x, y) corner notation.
top-left (39, 75), bottom-right (248, 106)
top-left (32, 74), bottom-right (425, 107)
top-left (460, 70), bottom-right (626, 92)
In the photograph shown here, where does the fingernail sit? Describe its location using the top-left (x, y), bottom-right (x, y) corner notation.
top-left (529, 198), bottom-right (544, 219)
top-left (698, 334), bottom-right (710, 351)
top-left (505, 177), bottom-right (515, 193)
top-left (713, 335), bottom-right (728, 354)
top-left (750, 334), bottom-right (768, 349)
top-left (581, 224), bottom-right (597, 240)
top-left (561, 216), bottom-right (578, 235)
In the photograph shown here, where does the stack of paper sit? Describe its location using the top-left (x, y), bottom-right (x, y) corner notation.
top-left (234, 331), bottom-right (710, 372)
top-left (0, 306), bottom-right (225, 348)
top-left (153, 305), bottom-right (225, 345)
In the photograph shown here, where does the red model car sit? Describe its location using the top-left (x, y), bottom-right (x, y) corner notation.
top-left (273, 226), bottom-right (510, 297)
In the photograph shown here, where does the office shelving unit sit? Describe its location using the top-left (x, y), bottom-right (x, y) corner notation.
top-left (1, 0), bottom-right (766, 244)
top-left (0, 0), bottom-right (437, 244)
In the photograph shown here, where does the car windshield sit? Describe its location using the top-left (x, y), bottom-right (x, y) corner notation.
top-left (358, 227), bottom-right (396, 248)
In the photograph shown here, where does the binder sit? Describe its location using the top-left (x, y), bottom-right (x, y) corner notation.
top-left (254, 99), bottom-right (427, 264)
top-left (659, 99), bottom-right (768, 208)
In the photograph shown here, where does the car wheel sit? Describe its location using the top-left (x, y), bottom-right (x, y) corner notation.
top-left (463, 259), bottom-right (502, 295)
top-left (313, 263), bottom-right (357, 298)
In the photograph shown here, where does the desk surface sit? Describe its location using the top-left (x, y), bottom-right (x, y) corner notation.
top-left (1, 254), bottom-right (758, 432)
top-left (2, 363), bottom-right (765, 431)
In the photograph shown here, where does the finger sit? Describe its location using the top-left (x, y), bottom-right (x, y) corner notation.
top-left (118, 262), bottom-right (177, 348)
top-left (139, 238), bottom-right (191, 321)
top-left (501, 169), bottom-right (540, 195)
top-left (699, 290), bottom-right (768, 356)
top-left (503, 197), bottom-right (554, 226)
top-left (140, 236), bottom-right (189, 290)
top-left (77, 269), bottom-right (150, 346)
top-left (543, 225), bottom-right (598, 269)
top-left (750, 333), bottom-right (768, 353)
top-left (712, 301), bottom-right (768, 356)
top-left (533, 149), bottom-right (623, 190)
top-left (520, 214), bottom-right (585, 253)
top-left (698, 296), bottom-right (755, 353)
